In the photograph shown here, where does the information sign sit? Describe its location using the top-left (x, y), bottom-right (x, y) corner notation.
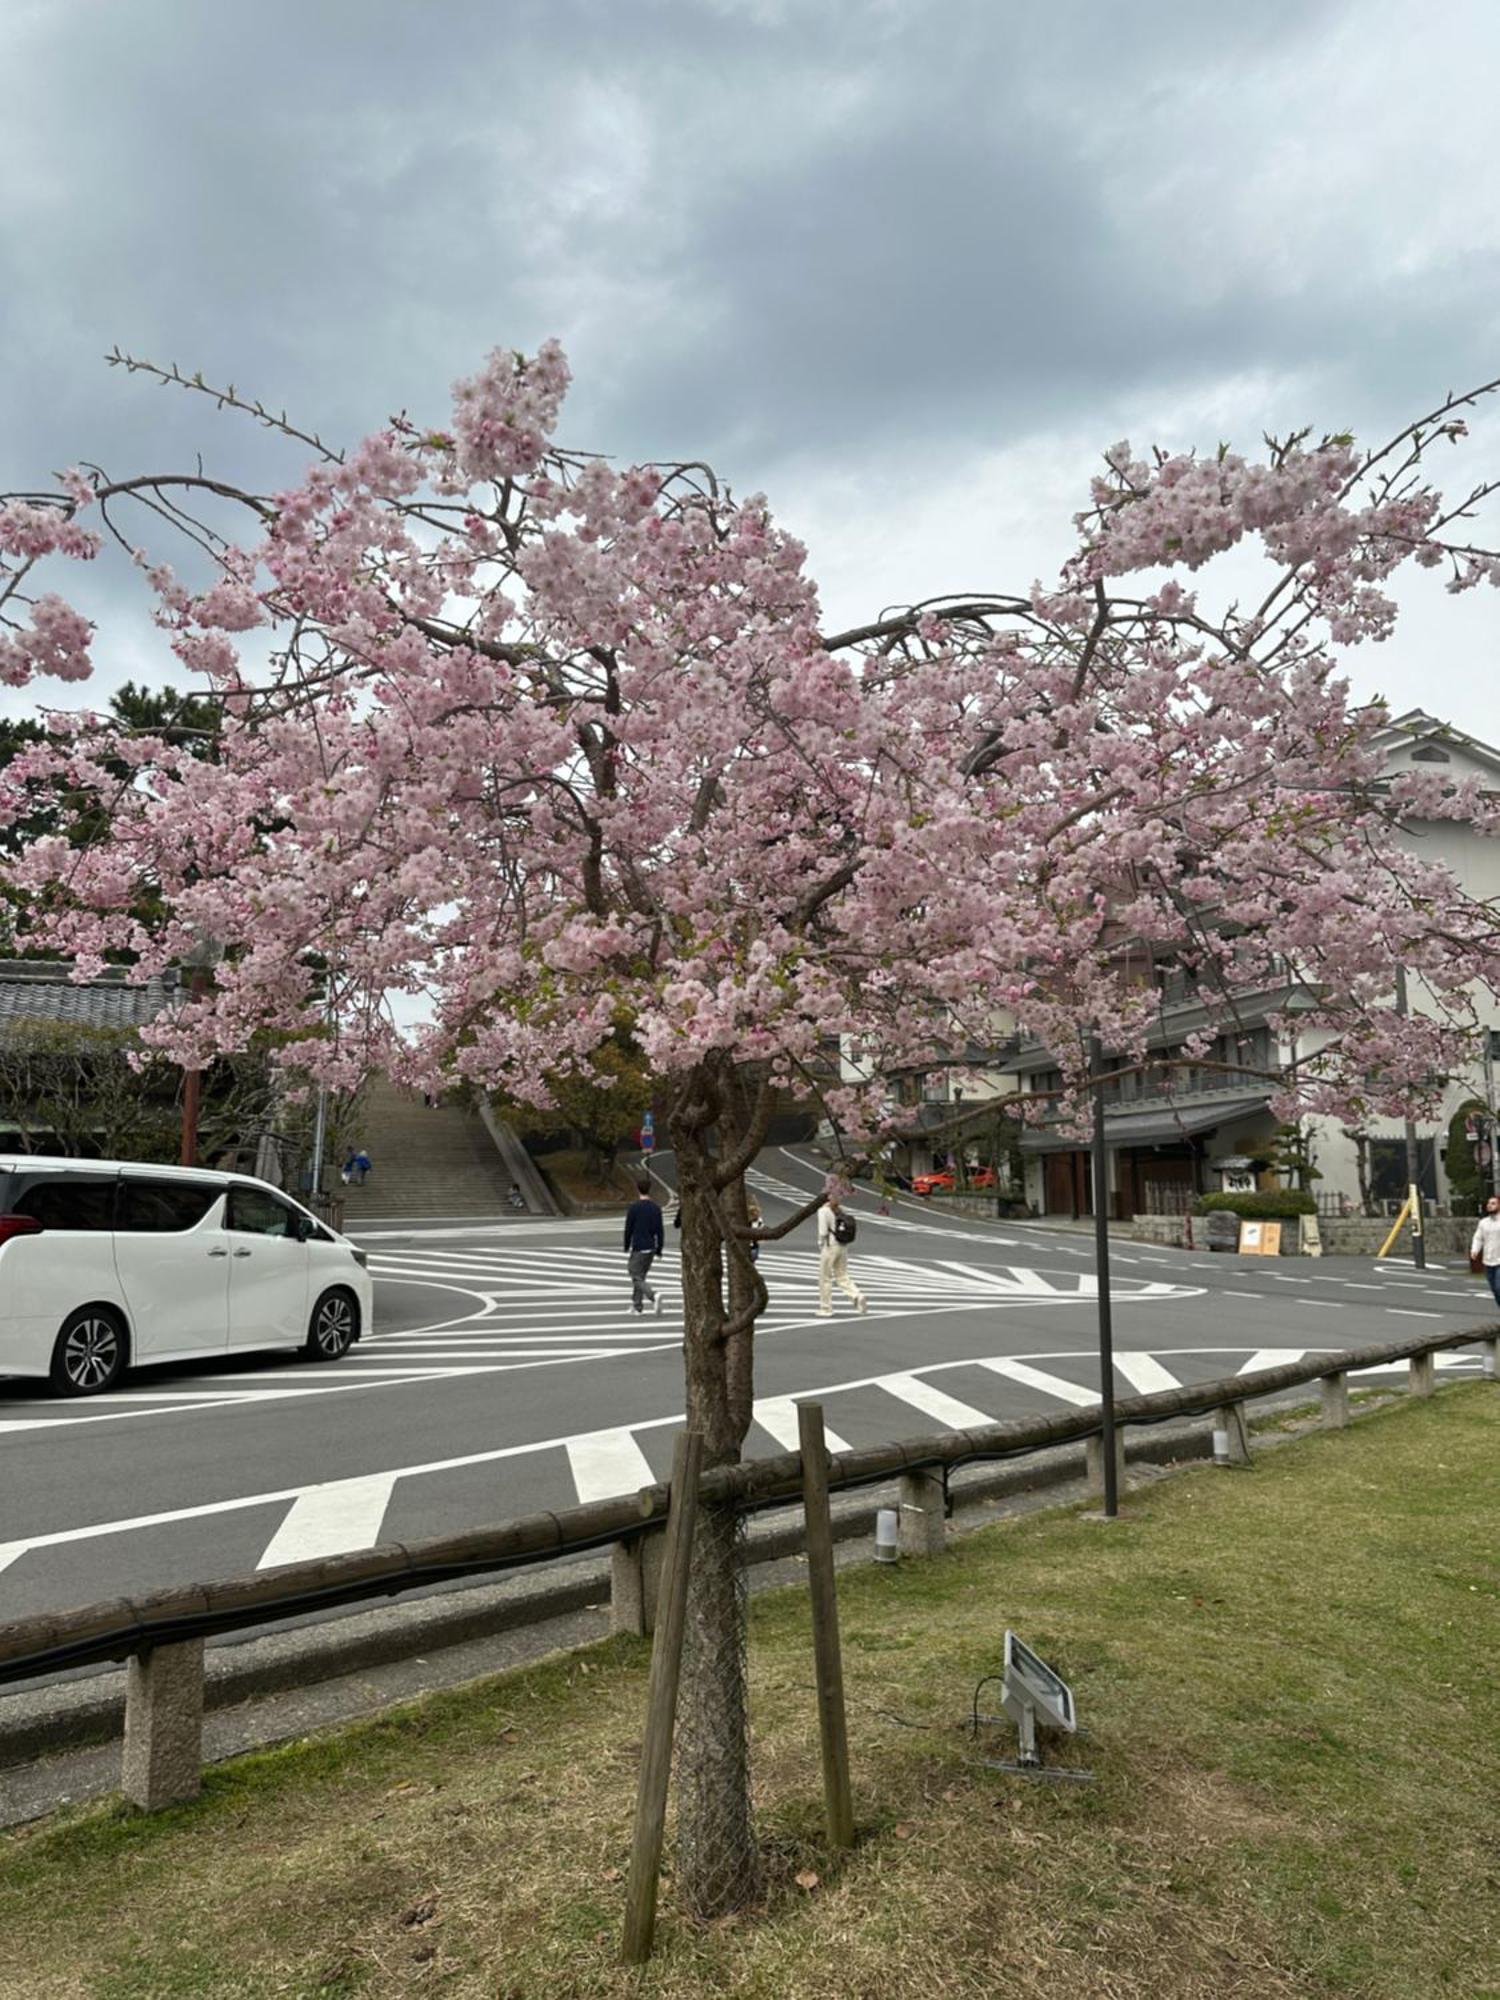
top-left (1238, 1221), bottom-right (1282, 1256)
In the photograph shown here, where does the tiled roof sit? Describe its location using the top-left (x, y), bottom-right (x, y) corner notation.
top-left (0, 960), bottom-right (176, 1039)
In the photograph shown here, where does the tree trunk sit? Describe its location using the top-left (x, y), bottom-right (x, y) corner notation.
top-left (667, 1079), bottom-right (762, 1917)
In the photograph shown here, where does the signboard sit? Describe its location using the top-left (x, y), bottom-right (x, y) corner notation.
top-left (1239, 1221), bottom-right (1282, 1257)
top-left (640, 1109), bottom-right (655, 1155)
top-left (1300, 1213), bottom-right (1322, 1258)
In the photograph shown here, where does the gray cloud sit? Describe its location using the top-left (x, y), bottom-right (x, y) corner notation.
top-left (1, 0), bottom-right (1497, 723)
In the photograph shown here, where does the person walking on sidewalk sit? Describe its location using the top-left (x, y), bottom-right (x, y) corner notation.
top-left (624, 1176), bottom-right (665, 1316)
top-left (817, 1195), bottom-right (867, 1317)
top-left (1471, 1194), bottom-right (1500, 1309)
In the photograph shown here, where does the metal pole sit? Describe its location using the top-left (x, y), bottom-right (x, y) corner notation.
top-left (308, 979), bottom-right (334, 1206)
top-left (1393, 966), bottom-right (1426, 1269)
top-left (309, 1086), bottom-right (328, 1204)
top-left (1089, 1035), bottom-right (1119, 1517)
top-left (1485, 1031), bottom-right (1500, 1201)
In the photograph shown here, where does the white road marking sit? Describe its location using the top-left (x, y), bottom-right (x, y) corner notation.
top-left (1238, 1349), bottom-right (1306, 1374)
top-left (257, 1473), bottom-right (398, 1570)
top-left (1385, 1309), bottom-right (1441, 1319)
top-left (1270, 1276), bottom-right (1311, 1285)
top-left (875, 1373), bottom-right (993, 1432)
top-left (977, 1357), bottom-right (1098, 1406)
top-left (754, 1397), bottom-right (851, 1454)
top-left (1223, 1291), bottom-right (1263, 1300)
top-left (1113, 1352), bottom-right (1181, 1394)
top-left (566, 1428), bottom-right (657, 1502)
top-left (3, 1337), bottom-right (1487, 1574)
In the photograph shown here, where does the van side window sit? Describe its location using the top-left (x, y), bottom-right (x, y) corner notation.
top-left (9, 1176), bottom-right (116, 1231)
top-left (117, 1179), bottom-right (222, 1233)
top-left (227, 1187), bottom-right (298, 1238)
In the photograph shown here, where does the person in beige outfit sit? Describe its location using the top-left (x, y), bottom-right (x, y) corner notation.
top-left (817, 1196), bottom-right (867, 1317)
top-left (1470, 1193), bottom-right (1500, 1309)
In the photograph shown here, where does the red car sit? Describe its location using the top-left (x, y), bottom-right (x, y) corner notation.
top-left (913, 1167), bottom-right (998, 1196)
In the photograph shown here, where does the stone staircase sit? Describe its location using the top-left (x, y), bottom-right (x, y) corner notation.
top-left (332, 1076), bottom-right (526, 1220)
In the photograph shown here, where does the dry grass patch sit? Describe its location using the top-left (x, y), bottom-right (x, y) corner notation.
top-left (2, 1387), bottom-right (1497, 1998)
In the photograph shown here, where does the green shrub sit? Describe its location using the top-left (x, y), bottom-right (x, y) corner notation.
top-left (1195, 1189), bottom-right (1315, 1218)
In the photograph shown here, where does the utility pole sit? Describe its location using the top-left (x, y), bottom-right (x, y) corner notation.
top-left (1393, 964), bottom-right (1426, 1270)
top-left (177, 938), bottom-right (221, 1167)
top-left (1089, 1035), bottom-right (1119, 1518)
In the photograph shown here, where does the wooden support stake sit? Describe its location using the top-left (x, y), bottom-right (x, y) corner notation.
top-left (621, 1427), bottom-right (703, 1966)
top-left (798, 1401), bottom-right (855, 1850)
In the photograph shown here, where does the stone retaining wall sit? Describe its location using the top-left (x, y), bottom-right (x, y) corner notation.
top-left (1125, 1212), bottom-right (1480, 1258)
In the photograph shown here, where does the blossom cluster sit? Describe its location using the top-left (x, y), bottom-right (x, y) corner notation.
top-left (0, 345), bottom-right (1495, 1143)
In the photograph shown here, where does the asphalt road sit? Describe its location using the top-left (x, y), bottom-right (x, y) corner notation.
top-left (0, 1145), bottom-right (1493, 1622)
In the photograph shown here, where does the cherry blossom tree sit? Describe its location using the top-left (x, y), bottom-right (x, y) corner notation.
top-left (2, 346), bottom-right (1499, 1911)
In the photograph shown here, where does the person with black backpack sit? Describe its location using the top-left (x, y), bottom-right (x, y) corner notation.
top-left (816, 1195), bottom-right (867, 1317)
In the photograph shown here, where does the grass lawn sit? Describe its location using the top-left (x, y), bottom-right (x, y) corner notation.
top-left (3, 1387), bottom-right (1497, 1999)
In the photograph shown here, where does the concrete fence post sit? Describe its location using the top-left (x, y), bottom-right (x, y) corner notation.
top-left (610, 1531), bottom-right (666, 1637)
top-left (897, 1467), bottom-right (947, 1557)
top-left (1211, 1404), bottom-right (1251, 1467)
top-left (121, 1638), bottom-right (205, 1810)
top-left (1319, 1372), bottom-right (1350, 1430)
top-left (1086, 1429), bottom-right (1127, 1500)
top-left (1482, 1337), bottom-right (1498, 1381)
top-left (1408, 1352), bottom-right (1436, 1399)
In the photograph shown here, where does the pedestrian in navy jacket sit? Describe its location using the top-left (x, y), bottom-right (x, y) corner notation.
top-left (623, 1178), bottom-right (666, 1316)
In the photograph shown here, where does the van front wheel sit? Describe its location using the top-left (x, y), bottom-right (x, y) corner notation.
top-left (50, 1308), bottom-right (126, 1397)
top-left (305, 1289), bottom-right (359, 1362)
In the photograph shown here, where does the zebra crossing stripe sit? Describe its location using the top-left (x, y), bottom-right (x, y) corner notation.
top-left (977, 1357), bottom-right (1099, 1406)
top-left (1237, 1349), bottom-right (1306, 1375)
top-left (257, 1472), bottom-right (398, 1570)
top-left (566, 1428), bottom-right (656, 1502)
top-left (1113, 1352), bottom-right (1182, 1394)
top-left (876, 1372), bottom-right (993, 1431)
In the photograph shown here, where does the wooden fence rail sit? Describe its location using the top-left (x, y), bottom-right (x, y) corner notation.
top-left (0, 1323), bottom-right (1492, 1811)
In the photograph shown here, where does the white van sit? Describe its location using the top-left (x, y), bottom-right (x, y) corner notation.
top-left (0, 1157), bottom-right (374, 1397)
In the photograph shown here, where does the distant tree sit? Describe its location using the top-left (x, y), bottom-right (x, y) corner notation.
top-left (502, 1032), bottom-right (654, 1181)
top-left (1261, 1121), bottom-right (1322, 1193)
top-left (0, 1017), bottom-right (274, 1164)
top-left (1442, 1099), bottom-right (1490, 1213)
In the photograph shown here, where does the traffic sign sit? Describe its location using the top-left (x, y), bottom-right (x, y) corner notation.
top-left (640, 1109), bottom-right (655, 1154)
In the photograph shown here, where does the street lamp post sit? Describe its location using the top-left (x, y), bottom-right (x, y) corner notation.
top-left (1393, 965), bottom-right (1426, 1270)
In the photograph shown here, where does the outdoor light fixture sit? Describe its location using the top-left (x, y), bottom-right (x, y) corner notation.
top-left (971, 1631), bottom-right (1092, 1783)
top-left (873, 1508), bottom-right (899, 1563)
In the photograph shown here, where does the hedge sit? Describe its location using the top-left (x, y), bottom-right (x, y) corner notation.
top-left (1195, 1190), bottom-right (1315, 1219)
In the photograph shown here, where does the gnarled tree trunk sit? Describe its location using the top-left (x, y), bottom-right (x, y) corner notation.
top-left (664, 1060), bottom-right (767, 1917)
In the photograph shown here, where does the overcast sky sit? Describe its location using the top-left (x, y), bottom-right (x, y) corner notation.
top-left (2, 0), bottom-right (1497, 731)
